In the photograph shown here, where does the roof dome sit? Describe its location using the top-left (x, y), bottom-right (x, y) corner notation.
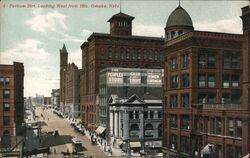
top-left (166, 6), bottom-right (193, 27)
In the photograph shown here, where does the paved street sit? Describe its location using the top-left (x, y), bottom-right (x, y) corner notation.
top-left (35, 107), bottom-right (107, 158)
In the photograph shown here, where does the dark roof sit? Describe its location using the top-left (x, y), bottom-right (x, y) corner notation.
top-left (60, 43), bottom-right (68, 53)
top-left (166, 6), bottom-right (193, 27)
top-left (108, 12), bottom-right (135, 22)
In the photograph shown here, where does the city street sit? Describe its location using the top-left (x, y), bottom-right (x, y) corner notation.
top-left (35, 107), bottom-right (107, 158)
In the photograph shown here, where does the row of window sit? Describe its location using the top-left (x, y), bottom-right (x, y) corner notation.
top-left (0, 78), bottom-right (10, 86)
top-left (130, 123), bottom-right (162, 138)
top-left (168, 92), bottom-right (240, 108)
top-left (169, 115), bottom-right (242, 138)
top-left (100, 47), bottom-right (164, 62)
top-left (169, 74), bottom-right (240, 89)
top-left (170, 54), bottom-right (189, 71)
top-left (169, 134), bottom-right (242, 158)
top-left (129, 111), bottom-right (162, 119)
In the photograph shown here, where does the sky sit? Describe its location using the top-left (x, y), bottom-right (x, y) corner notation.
top-left (0, 0), bottom-right (248, 97)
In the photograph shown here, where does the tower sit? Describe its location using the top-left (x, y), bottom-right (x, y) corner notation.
top-left (60, 44), bottom-right (68, 112)
top-left (164, 4), bottom-right (194, 41)
top-left (108, 12), bottom-right (134, 36)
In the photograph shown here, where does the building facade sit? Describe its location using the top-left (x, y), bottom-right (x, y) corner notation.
top-left (51, 89), bottom-right (60, 109)
top-left (162, 4), bottom-right (250, 158)
top-left (60, 44), bottom-right (68, 113)
top-left (65, 63), bottom-right (81, 118)
top-left (109, 94), bottom-right (162, 155)
top-left (80, 12), bottom-right (164, 131)
top-left (0, 62), bottom-right (24, 137)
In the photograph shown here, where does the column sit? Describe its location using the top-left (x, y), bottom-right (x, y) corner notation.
top-left (114, 111), bottom-right (118, 137)
top-left (110, 111), bottom-right (114, 135)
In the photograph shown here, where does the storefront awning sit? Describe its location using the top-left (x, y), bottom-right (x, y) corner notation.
top-left (201, 144), bottom-right (214, 155)
top-left (116, 139), bottom-right (123, 146)
top-left (95, 126), bottom-right (106, 134)
top-left (129, 142), bottom-right (141, 148)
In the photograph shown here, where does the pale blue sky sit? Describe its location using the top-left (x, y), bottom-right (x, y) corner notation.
top-left (0, 0), bottom-right (248, 97)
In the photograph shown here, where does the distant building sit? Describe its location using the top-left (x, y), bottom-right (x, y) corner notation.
top-left (98, 67), bottom-right (163, 139)
top-left (65, 63), bottom-right (81, 118)
top-left (0, 62), bottom-right (24, 137)
top-left (51, 89), bottom-right (60, 109)
top-left (108, 94), bottom-right (162, 155)
top-left (80, 12), bottom-right (164, 131)
top-left (44, 97), bottom-right (51, 105)
top-left (59, 44), bottom-right (81, 118)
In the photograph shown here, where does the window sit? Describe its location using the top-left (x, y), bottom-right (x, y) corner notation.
top-left (178, 30), bottom-right (183, 35)
top-left (144, 111), bottom-right (148, 119)
top-left (215, 145), bottom-right (222, 158)
top-left (126, 48), bottom-right (130, 60)
top-left (0, 78), bottom-right (4, 84)
top-left (198, 93), bottom-right (207, 104)
top-left (160, 54), bottom-right (164, 62)
top-left (235, 146), bottom-right (242, 158)
top-left (227, 118), bottom-right (234, 136)
top-left (132, 49), bottom-right (136, 60)
top-left (5, 78), bottom-right (10, 85)
top-left (223, 74), bottom-right (230, 88)
top-left (208, 75), bottom-right (215, 87)
top-left (121, 48), bottom-right (125, 60)
top-left (210, 118), bottom-right (215, 134)
top-left (150, 111), bottom-right (154, 119)
top-left (170, 95), bottom-right (177, 108)
top-left (207, 93), bottom-right (216, 103)
top-left (135, 111), bottom-right (139, 119)
top-left (181, 54), bottom-right (189, 68)
top-left (170, 134), bottom-right (177, 150)
top-left (215, 117), bottom-right (222, 135)
top-left (232, 75), bottom-right (240, 87)
top-left (143, 49), bottom-right (147, 61)
top-left (158, 124), bottom-right (162, 137)
top-left (171, 76), bottom-right (178, 88)
top-left (108, 47), bottom-right (113, 59)
top-left (232, 55), bottom-right (240, 69)
top-left (181, 93), bottom-right (189, 108)
top-left (158, 111), bottom-right (162, 118)
top-left (181, 115), bottom-right (189, 130)
top-left (130, 124), bottom-right (139, 138)
top-left (100, 48), bottom-right (105, 59)
top-left (137, 49), bottom-right (141, 60)
top-left (114, 49), bottom-right (119, 59)
top-left (208, 54), bottom-right (215, 68)
top-left (171, 58), bottom-right (177, 71)
top-left (223, 56), bottom-right (231, 69)
top-left (154, 50), bottom-right (158, 61)
top-left (236, 119), bottom-right (242, 137)
top-left (226, 145), bottom-right (234, 158)
top-left (198, 75), bottom-right (206, 87)
top-left (3, 90), bottom-right (10, 98)
top-left (231, 93), bottom-right (241, 103)
top-left (149, 49), bottom-right (153, 60)
top-left (170, 115), bottom-right (177, 128)
top-left (129, 111), bottom-right (133, 119)
top-left (180, 136), bottom-right (189, 153)
top-left (144, 124), bottom-right (154, 137)
top-left (3, 116), bottom-right (10, 126)
top-left (198, 54), bottom-right (206, 68)
top-left (181, 74), bottom-right (189, 87)
top-left (3, 103), bottom-right (10, 111)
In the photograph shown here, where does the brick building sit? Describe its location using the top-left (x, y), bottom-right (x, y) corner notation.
top-left (162, 4), bottom-right (250, 158)
top-left (80, 12), bottom-right (165, 131)
top-left (60, 44), bottom-right (81, 118)
top-left (0, 62), bottom-right (24, 137)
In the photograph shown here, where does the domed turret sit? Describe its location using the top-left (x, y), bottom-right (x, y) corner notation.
top-left (165, 5), bottom-right (194, 41)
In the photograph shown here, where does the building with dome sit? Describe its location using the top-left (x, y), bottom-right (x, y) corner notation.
top-left (162, 3), bottom-right (250, 158)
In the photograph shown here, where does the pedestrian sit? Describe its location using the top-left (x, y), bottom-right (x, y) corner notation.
top-left (54, 148), bottom-right (56, 154)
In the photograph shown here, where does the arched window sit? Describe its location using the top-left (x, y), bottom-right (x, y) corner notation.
top-left (154, 50), bottom-right (158, 61)
top-left (108, 47), bottom-right (113, 59)
top-left (126, 48), bottom-right (130, 60)
top-left (114, 48), bottom-right (119, 59)
top-left (158, 124), bottom-right (162, 137)
top-left (143, 49), bottom-right (147, 61)
top-left (130, 124), bottom-right (139, 138)
top-left (137, 48), bottom-right (141, 60)
top-left (144, 123), bottom-right (154, 138)
top-left (121, 48), bottom-right (125, 60)
top-left (149, 49), bottom-right (153, 60)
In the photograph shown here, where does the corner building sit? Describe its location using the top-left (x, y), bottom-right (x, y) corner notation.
top-left (0, 62), bottom-right (24, 136)
top-left (162, 4), bottom-right (250, 158)
top-left (80, 12), bottom-right (164, 131)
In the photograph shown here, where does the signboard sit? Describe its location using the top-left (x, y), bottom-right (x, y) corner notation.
top-left (129, 72), bottom-right (141, 84)
top-left (147, 73), bottom-right (162, 85)
top-left (107, 72), bottom-right (123, 84)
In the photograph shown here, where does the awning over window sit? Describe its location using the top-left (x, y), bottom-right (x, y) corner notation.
top-left (201, 144), bottom-right (214, 155)
top-left (129, 142), bottom-right (141, 148)
top-left (95, 126), bottom-right (106, 134)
